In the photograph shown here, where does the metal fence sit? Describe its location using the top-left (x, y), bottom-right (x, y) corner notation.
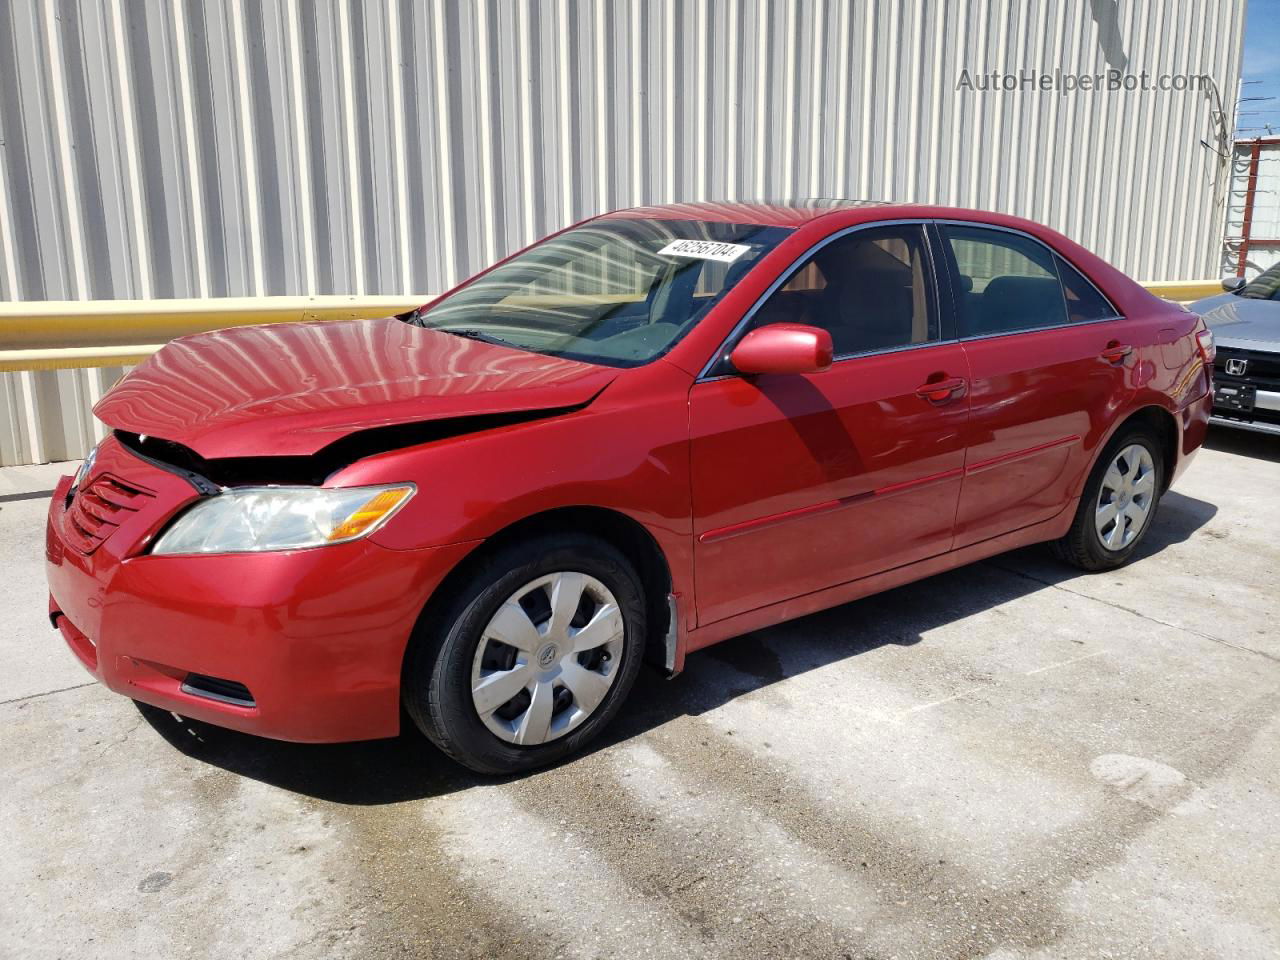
top-left (1224, 138), bottom-right (1280, 278)
top-left (0, 0), bottom-right (1248, 465)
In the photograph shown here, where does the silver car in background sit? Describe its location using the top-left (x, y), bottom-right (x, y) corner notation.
top-left (1191, 264), bottom-right (1280, 437)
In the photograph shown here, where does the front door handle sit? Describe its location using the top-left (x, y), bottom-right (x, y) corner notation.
top-left (915, 377), bottom-right (967, 404)
top-left (1100, 342), bottom-right (1133, 363)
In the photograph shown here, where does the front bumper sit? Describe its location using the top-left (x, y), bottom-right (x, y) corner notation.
top-left (1210, 388), bottom-right (1280, 436)
top-left (1210, 415), bottom-right (1280, 437)
top-left (1211, 344), bottom-right (1280, 434)
top-left (45, 437), bottom-right (475, 743)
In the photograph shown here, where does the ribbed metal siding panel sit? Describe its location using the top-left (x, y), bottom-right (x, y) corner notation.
top-left (0, 0), bottom-right (1247, 465)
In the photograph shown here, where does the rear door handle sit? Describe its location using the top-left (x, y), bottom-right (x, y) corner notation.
top-left (915, 377), bottom-right (967, 404)
top-left (1100, 342), bottom-right (1132, 363)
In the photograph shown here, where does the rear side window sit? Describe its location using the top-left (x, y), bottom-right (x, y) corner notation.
top-left (746, 225), bottom-right (939, 358)
top-left (941, 225), bottom-right (1068, 336)
top-left (1056, 254), bottom-right (1118, 322)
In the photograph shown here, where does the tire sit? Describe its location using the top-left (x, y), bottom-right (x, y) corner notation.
top-left (403, 532), bottom-right (647, 775)
top-left (1051, 424), bottom-right (1164, 571)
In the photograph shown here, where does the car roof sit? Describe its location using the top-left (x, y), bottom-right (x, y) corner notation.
top-left (597, 200), bottom-right (1165, 334)
top-left (601, 199), bottom-right (1047, 230)
top-left (604, 199), bottom-right (893, 227)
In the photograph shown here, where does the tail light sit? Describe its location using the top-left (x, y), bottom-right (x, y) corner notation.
top-left (1196, 328), bottom-right (1216, 364)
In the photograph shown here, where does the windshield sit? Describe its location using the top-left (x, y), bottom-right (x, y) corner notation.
top-left (1234, 263), bottom-right (1280, 301)
top-left (410, 218), bottom-right (793, 367)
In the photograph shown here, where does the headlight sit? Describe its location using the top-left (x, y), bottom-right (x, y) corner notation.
top-left (151, 484), bottom-right (415, 555)
top-left (72, 442), bottom-right (100, 491)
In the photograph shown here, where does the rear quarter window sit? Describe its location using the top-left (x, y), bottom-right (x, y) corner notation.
top-left (1055, 254), bottom-right (1119, 323)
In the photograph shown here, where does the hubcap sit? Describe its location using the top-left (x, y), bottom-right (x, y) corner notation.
top-left (470, 572), bottom-right (625, 746)
top-left (1095, 443), bottom-right (1156, 551)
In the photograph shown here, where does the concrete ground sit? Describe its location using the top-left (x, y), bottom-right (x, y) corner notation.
top-left (1, 429), bottom-right (1278, 960)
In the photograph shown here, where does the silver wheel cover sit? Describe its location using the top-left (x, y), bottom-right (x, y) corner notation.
top-left (470, 572), bottom-right (625, 746)
top-left (1095, 443), bottom-right (1156, 551)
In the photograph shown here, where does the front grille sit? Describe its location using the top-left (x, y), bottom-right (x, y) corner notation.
top-left (1215, 346), bottom-right (1280, 390)
top-left (181, 673), bottom-right (256, 708)
top-left (64, 473), bottom-right (154, 555)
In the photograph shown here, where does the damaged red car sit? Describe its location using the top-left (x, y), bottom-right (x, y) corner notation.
top-left (46, 201), bottom-right (1213, 773)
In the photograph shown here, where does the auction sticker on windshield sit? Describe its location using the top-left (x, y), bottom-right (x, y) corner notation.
top-left (657, 239), bottom-right (753, 263)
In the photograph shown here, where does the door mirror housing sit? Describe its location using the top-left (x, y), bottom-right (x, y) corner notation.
top-left (1221, 275), bottom-right (1247, 292)
top-left (730, 323), bottom-right (834, 376)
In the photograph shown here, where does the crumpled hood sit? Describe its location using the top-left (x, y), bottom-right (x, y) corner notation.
top-left (94, 317), bottom-right (616, 459)
top-left (1190, 293), bottom-right (1280, 352)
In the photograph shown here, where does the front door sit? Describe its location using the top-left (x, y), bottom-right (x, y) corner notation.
top-left (688, 224), bottom-right (970, 626)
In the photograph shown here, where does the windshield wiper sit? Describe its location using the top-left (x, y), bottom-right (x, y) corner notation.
top-left (401, 306), bottom-right (427, 327)
top-left (438, 327), bottom-right (513, 347)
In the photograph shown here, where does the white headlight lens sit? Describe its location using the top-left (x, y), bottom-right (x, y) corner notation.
top-left (73, 442), bottom-right (100, 490)
top-left (151, 484), bottom-right (415, 555)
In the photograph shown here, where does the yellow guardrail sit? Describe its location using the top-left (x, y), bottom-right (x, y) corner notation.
top-left (0, 344), bottom-right (168, 371)
top-left (0, 295), bottom-right (425, 371)
top-left (1137, 280), bottom-right (1225, 301)
top-left (0, 283), bottom-right (1225, 373)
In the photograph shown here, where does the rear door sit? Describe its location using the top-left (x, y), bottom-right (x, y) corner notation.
top-left (688, 223), bottom-right (970, 626)
top-left (935, 222), bottom-right (1131, 547)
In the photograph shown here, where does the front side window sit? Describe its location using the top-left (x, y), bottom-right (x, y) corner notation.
top-left (742, 225), bottom-right (939, 359)
top-left (942, 225), bottom-right (1069, 336)
top-left (411, 218), bottom-right (792, 367)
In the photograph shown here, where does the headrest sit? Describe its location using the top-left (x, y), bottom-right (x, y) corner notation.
top-left (983, 275), bottom-right (1060, 305)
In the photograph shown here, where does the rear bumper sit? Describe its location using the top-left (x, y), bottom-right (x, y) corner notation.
top-left (45, 439), bottom-right (476, 743)
top-left (1169, 388), bottom-right (1212, 488)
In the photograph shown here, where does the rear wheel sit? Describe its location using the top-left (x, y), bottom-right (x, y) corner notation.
top-left (403, 533), bottom-right (646, 774)
top-left (1051, 426), bottom-right (1164, 571)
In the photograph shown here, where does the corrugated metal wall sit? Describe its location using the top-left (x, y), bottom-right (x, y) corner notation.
top-left (1224, 139), bottom-right (1280, 278)
top-left (0, 0), bottom-right (1247, 465)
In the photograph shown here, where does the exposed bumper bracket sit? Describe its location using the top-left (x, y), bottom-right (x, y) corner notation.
top-left (662, 593), bottom-right (681, 678)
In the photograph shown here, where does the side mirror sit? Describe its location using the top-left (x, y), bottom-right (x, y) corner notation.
top-left (1222, 276), bottom-right (1247, 292)
top-left (730, 323), bottom-right (833, 376)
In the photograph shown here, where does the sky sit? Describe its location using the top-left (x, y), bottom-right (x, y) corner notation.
top-left (1238, 0), bottom-right (1280, 136)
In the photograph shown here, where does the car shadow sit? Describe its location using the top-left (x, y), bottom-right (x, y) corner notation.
top-left (1205, 426), bottom-right (1280, 463)
top-left (134, 488), bottom-right (1218, 805)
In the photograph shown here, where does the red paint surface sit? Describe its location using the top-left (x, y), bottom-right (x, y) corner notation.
top-left (689, 342), bottom-right (972, 623)
top-left (49, 201), bottom-right (1211, 743)
top-left (95, 319), bottom-right (616, 459)
top-left (730, 323), bottom-right (834, 375)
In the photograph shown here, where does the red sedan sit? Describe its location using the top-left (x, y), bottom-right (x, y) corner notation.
top-left (46, 201), bottom-right (1214, 773)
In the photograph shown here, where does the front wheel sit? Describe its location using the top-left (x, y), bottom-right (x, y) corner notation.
top-left (403, 533), bottom-right (647, 774)
top-left (1051, 426), bottom-right (1164, 571)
